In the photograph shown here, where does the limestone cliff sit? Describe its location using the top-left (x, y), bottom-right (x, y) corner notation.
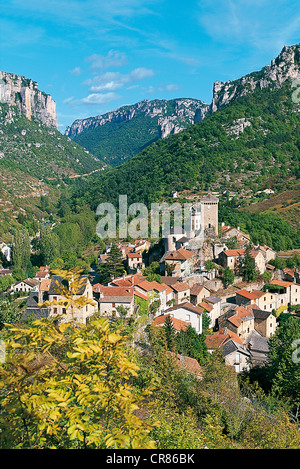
top-left (0, 71), bottom-right (57, 128)
top-left (211, 44), bottom-right (300, 113)
top-left (65, 98), bottom-right (209, 139)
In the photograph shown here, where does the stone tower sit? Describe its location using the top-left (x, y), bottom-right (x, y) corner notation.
top-left (200, 193), bottom-right (219, 236)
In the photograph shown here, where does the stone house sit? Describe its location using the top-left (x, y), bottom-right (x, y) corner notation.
top-left (205, 327), bottom-right (251, 373)
top-left (218, 248), bottom-right (245, 271)
top-left (202, 296), bottom-right (222, 327)
top-left (160, 247), bottom-right (195, 277)
top-left (93, 284), bottom-right (135, 317)
top-left (48, 275), bottom-right (98, 323)
top-left (170, 281), bottom-right (190, 305)
top-left (126, 252), bottom-right (144, 273)
top-left (22, 275), bottom-right (97, 324)
top-left (190, 284), bottom-right (211, 306)
top-left (251, 307), bottom-right (277, 338)
top-left (134, 279), bottom-right (172, 314)
top-left (218, 305), bottom-right (255, 341)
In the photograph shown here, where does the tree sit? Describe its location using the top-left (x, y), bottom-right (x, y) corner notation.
top-left (176, 325), bottom-right (209, 365)
top-left (267, 316), bottom-right (300, 403)
top-left (11, 229), bottom-right (30, 271)
top-left (38, 226), bottom-right (60, 265)
top-left (222, 267), bottom-right (234, 288)
top-left (240, 244), bottom-right (259, 282)
top-left (163, 315), bottom-right (177, 350)
top-left (0, 269), bottom-right (156, 449)
top-left (99, 243), bottom-right (125, 283)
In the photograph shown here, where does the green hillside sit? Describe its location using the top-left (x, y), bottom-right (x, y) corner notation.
top-left (0, 103), bottom-right (106, 180)
top-left (72, 81), bottom-right (300, 207)
top-left (69, 98), bottom-right (208, 167)
top-left (73, 112), bottom-right (158, 166)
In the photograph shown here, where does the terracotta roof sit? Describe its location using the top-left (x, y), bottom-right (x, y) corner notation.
top-left (199, 301), bottom-right (213, 312)
top-left (35, 271), bottom-right (49, 278)
top-left (236, 289), bottom-right (264, 300)
top-left (152, 314), bottom-right (189, 332)
top-left (127, 252), bottom-right (142, 258)
top-left (133, 290), bottom-right (149, 301)
top-left (270, 279), bottom-right (294, 287)
top-left (164, 248), bottom-right (194, 261)
top-left (160, 276), bottom-right (181, 286)
top-left (169, 352), bottom-right (202, 377)
top-left (205, 327), bottom-right (243, 349)
top-left (161, 283), bottom-right (174, 295)
top-left (111, 273), bottom-right (145, 287)
top-left (40, 278), bottom-right (51, 291)
top-left (170, 281), bottom-right (190, 292)
top-left (190, 284), bottom-right (206, 296)
top-left (136, 280), bottom-right (167, 293)
top-left (165, 302), bottom-right (203, 315)
top-left (93, 284), bottom-right (132, 296)
top-left (223, 248), bottom-right (245, 257)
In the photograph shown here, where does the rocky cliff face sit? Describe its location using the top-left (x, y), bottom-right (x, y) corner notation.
top-left (211, 44), bottom-right (300, 112)
top-left (0, 71), bottom-right (57, 128)
top-left (65, 98), bottom-right (209, 139)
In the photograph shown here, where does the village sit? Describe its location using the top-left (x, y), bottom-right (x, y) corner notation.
top-left (1, 193), bottom-right (299, 376)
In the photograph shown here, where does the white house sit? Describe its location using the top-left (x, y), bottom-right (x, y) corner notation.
top-left (162, 302), bottom-right (203, 334)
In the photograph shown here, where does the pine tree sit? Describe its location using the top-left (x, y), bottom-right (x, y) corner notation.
top-left (163, 314), bottom-right (177, 350)
top-left (99, 243), bottom-right (125, 283)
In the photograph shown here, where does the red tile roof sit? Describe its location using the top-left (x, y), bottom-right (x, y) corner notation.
top-left (170, 281), bottom-right (190, 292)
top-left (205, 327), bottom-right (243, 349)
top-left (223, 248), bottom-right (245, 257)
top-left (164, 248), bottom-right (194, 261)
top-left (270, 279), bottom-right (294, 287)
top-left (152, 314), bottom-right (189, 332)
top-left (236, 289), bottom-right (264, 300)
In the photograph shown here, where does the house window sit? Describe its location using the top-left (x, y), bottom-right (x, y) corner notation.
top-left (186, 314), bottom-right (190, 322)
top-left (53, 296), bottom-right (57, 301)
top-left (62, 308), bottom-right (66, 314)
top-left (53, 308), bottom-right (57, 314)
top-left (271, 295), bottom-right (273, 300)
top-left (112, 303), bottom-right (115, 307)
top-left (264, 305), bottom-right (266, 310)
top-left (264, 297), bottom-right (266, 301)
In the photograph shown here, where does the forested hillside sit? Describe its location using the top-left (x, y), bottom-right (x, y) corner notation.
top-left (71, 82), bottom-right (300, 206)
top-left (67, 98), bottom-right (208, 167)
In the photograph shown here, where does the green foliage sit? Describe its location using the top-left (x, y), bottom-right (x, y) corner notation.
top-left (11, 228), bottom-right (31, 271)
top-left (0, 103), bottom-right (105, 180)
top-left (98, 243), bottom-right (126, 283)
top-left (222, 266), bottom-right (235, 288)
top-left (71, 82), bottom-right (300, 214)
top-left (176, 325), bottom-right (209, 365)
top-left (0, 270), bottom-right (156, 449)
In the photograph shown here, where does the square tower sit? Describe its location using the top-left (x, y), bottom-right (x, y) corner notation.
top-left (200, 193), bottom-right (219, 236)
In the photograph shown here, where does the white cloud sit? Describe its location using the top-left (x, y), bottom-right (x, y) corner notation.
top-left (86, 67), bottom-right (154, 93)
top-left (78, 92), bottom-right (120, 106)
top-left (70, 67), bottom-right (82, 76)
top-left (86, 50), bottom-right (127, 70)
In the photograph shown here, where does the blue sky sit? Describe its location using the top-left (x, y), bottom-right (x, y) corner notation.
top-left (1, 0), bottom-right (300, 132)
